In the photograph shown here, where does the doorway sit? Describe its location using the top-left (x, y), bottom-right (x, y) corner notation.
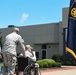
top-left (42, 50), bottom-right (46, 59)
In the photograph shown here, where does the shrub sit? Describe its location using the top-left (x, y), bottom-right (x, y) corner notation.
top-left (51, 53), bottom-right (62, 62)
top-left (73, 60), bottom-right (76, 66)
top-left (66, 61), bottom-right (72, 65)
top-left (43, 59), bottom-right (56, 68)
top-left (37, 58), bottom-right (61, 68)
top-left (37, 60), bottom-right (44, 68)
top-left (15, 65), bottom-right (18, 71)
top-left (56, 62), bottom-right (61, 67)
top-left (42, 62), bottom-right (48, 68)
top-left (0, 58), bottom-right (3, 62)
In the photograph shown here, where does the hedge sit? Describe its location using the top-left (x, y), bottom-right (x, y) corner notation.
top-left (37, 58), bottom-right (61, 68)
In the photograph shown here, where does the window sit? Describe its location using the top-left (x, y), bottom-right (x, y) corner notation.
top-left (42, 44), bottom-right (47, 49)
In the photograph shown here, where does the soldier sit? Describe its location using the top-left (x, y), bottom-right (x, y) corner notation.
top-left (1, 27), bottom-right (26, 75)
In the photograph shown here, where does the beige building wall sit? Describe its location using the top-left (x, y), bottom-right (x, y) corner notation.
top-left (59, 22), bottom-right (63, 55)
top-left (62, 7), bottom-right (69, 28)
top-left (1, 22), bottom-right (63, 60)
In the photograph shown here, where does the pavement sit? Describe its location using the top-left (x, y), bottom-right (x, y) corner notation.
top-left (41, 66), bottom-right (76, 75)
top-left (1, 66), bottom-right (76, 75)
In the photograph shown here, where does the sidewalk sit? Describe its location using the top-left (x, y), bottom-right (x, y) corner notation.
top-left (1, 66), bottom-right (76, 75)
top-left (41, 66), bottom-right (76, 75)
top-left (41, 66), bottom-right (76, 72)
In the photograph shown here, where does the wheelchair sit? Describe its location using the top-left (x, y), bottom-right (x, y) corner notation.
top-left (17, 57), bottom-right (41, 75)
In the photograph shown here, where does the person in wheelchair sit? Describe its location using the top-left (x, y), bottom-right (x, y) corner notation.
top-left (25, 45), bottom-right (36, 64)
top-left (19, 45), bottom-right (39, 75)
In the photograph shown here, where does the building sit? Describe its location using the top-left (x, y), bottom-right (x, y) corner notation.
top-left (0, 7), bottom-right (69, 60)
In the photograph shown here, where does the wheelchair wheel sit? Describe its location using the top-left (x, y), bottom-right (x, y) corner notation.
top-left (23, 69), bottom-right (31, 75)
top-left (23, 63), bottom-right (41, 75)
top-left (23, 64), bottom-right (34, 75)
top-left (34, 68), bottom-right (41, 75)
top-left (30, 67), bottom-right (41, 75)
top-left (30, 68), bottom-right (35, 75)
top-left (23, 65), bottom-right (30, 75)
top-left (23, 68), bottom-right (41, 75)
top-left (23, 71), bottom-right (28, 75)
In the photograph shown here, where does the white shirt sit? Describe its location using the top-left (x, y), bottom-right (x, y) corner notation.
top-left (2, 32), bottom-right (25, 56)
top-left (25, 50), bottom-right (36, 62)
top-left (19, 50), bottom-right (36, 62)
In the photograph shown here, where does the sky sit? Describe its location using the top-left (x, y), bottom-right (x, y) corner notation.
top-left (0, 0), bottom-right (70, 28)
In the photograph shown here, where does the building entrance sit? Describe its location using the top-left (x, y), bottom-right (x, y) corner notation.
top-left (42, 50), bottom-right (46, 59)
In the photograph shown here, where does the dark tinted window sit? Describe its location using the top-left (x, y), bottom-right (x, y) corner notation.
top-left (42, 44), bottom-right (46, 49)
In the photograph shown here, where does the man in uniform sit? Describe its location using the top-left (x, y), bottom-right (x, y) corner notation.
top-left (1, 27), bottom-right (26, 75)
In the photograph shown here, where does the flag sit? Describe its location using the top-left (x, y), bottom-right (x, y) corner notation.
top-left (66, 0), bottom-right (76, 59)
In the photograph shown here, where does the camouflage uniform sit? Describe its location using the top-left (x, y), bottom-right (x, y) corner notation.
top-left (2, 29), bottom-right (25, 75)
top-left (2, 53), bottom-right (16, 75)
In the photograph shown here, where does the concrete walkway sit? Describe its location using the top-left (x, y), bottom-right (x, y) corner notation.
top-left (41, 66), bottom-right (76, 75)
top-left (5, 66), bottom-right (76, 75)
